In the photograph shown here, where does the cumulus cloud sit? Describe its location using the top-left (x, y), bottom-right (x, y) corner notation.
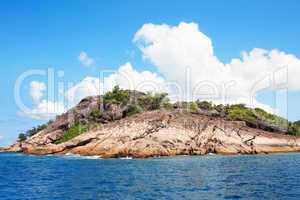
top-left (21, 100), bottom-right (66, 119)
top-left (66, 62), bottom-right (167, 106)
top-left (134, 22), bottom-right (300, 110)
top-left (30, 81), bottom-right (46, 103)
top-left (22, 81), bottom-right (66, 119)
top-left (66, 76), bottom-right (101, 107)
top-left (78, 51), bottom-right (94, 66)
top-left (22, 22), bottom-right (300, 119)
top-left (22, 62), bottom-right (166, 119)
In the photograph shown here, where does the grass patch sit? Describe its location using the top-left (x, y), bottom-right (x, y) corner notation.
top-left (54, 123), bottom-right (88, 144)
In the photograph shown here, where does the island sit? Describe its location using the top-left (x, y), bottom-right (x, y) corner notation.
top-left (3, 86), bottom-right (300, 158)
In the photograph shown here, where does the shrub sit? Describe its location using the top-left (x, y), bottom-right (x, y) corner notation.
top-left (89, 109), bottom-right (102, 121)
top-left (214, 104), bottom-right (225, 112)
top-left (291, 121), bottom-right (300, 136)
top-left (162, 101), bottom-right (173, 110)
top-left (188, 102), bottom-right (199, 113)
top-left (26, 124), bottom-right (47, 137)
top-left (294, 120), bottom-right (300, 126)
top-left (254, 107), bottom-right (289, 129)
top-left (54, 123), bottom-right (88, 144)
top-left (138, 92), bottom-right (169, 110)
top-left (103, 86), bottom-right (129, 105)
top-left (227, 104), bottom-right (257, 124)
top-left (196, 100), bottom-right (213, 110)
top-left (126, 104), bottom-right (142, 116)
top-left (18, 133), bottom-right (27, 142)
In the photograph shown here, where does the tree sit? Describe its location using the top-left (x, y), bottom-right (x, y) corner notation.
top-left (18, 133), bottom-right (27, 142)
top-left (196, 100), bottom-right (213, 110)
top-left (103, 85), bottom-right (130, 105)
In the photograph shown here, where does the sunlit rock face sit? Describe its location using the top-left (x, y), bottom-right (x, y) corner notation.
top-left (5, 93), bottom-right (300, 158)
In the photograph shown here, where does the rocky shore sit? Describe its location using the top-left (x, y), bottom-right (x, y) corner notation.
top-left (4, 110), bottom-right (300, 158)
top-left (4, 88), bottom-right (300, 158)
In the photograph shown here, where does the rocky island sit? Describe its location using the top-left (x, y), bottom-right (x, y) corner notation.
top-left (3, 86), bottom-right (300, 158)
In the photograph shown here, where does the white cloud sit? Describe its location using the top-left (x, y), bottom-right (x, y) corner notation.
top-left (23, 81), bottom-right (66, 119)
top-left (22, 62), bottom-right (166, 119)
top-left (21, 100), bottom-right (66, 120)
top-left (30, 81), bottom-right (46, 103)
top-left (22, 22), bottom-right (300, 119)
top-left (134, 22), bottom-right (300, 110)
top-left (66, 62), bottom-right (167, 106)
top-left (66, 76), bottom-right (101, 107)
top-left (78, 51), bottom-right (94, 66)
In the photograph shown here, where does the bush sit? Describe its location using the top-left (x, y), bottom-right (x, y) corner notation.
top-left (54, 123), bottom-right (88, 144)
top-left (196, 100), bottom-right (213, 110)
top-left (291, 121), bottom-right (300, 136)
top-left (18, 133), bottom-right (27, 142)
top-left (162, 101), bottom-right (173, 110)
top-left (138, 92), bottom-right (169, 110)
top-left (103, 86), bottom-right (130, 105)
top-left (89, 109), bottom-right (102, 121)
top-left (227, 104), bottom-right (257, 124)
top-left (188, 102), bottom-right (199, 113)
top-left (254, 107), bottom-right (288, 129)
top-left (26, 124), bottom-right (47, 137)
top-left (214, 104), bottom-right (225, 112)
top-left (126, 104), bottom-right (142, 116)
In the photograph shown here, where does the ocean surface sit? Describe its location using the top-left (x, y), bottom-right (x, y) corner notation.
top-left (0, 153), bottom-right (300, 200)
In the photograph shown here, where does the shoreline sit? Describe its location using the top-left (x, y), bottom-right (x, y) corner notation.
top-left (2, 148), bottom-right (300, 159)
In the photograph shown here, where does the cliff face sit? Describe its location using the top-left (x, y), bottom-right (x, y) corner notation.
top-left (5, 91), bottom-right (300, 158)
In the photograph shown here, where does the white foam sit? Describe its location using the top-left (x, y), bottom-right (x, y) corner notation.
top-left (120, 156), bottom-right (133, 160)
top-left (64, 153), bottom-right (102, 159)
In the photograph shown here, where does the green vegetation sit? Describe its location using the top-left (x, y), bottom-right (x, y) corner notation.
top-left (196, 100), bottom-right (213, 110)
top-left (21, 86), bottom-right (300, 143)
top-left (17, 123), bottom-right (48, 142)
top-left (178, 101), bottom-right (199, 113)
top-left (89, 108), bottom-right (102, 121)
top-left (288, 121), bottom-right (300, 136)
top-left (126, 104), bottom-right (143, 116)
top-left (18, 133), bottom-right (27, 142)
top-left (138, 92), bottom-right (169, 110)
top-left (26, 124), bottom-right (47, 137)
top-left (103, 86), bottom-right (170, 113)
top-left (103, 86), bottom-right (130, 105)
top-left (103, 86), bottom-right (170, 111)
top-left (224, 104), bottom-right (295, 133)
top-left (54, 123), bottom-right (88, 144)
top-left (227, 104), bottom-right (257, 124)
top-left (253, 108), bottom-right (287, 125)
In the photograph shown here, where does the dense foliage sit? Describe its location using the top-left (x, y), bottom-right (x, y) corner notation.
top-left (196, 100), bottom-right (213, 110)
top-left (103, 86), bottom-right (130, 105)
top-left (173, 100), bottom-right (300, 136)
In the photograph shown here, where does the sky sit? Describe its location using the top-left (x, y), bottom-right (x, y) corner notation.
top-left (1, 0), bottom-right (300, 146)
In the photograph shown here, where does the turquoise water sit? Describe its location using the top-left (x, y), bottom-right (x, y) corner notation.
top-left (0, 153), bottom-right (300, 200)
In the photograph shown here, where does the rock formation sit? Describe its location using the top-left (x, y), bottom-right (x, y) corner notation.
top-left (4, 89), bottom-right (300, 158)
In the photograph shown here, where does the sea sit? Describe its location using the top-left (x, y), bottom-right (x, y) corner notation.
top-left (0, 152), bottom-right (300, 200)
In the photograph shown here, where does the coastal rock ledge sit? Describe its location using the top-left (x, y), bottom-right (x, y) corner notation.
top-left (4, 110), bottom-right (300, 158)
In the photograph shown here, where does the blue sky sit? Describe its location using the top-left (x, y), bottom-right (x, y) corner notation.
top-left (1, 0), bottom-right (300, 146)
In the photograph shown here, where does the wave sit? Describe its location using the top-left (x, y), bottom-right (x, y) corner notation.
top-left (63, 153), bottom-right (102, 160)
top-left (119, 156), bottom-right (133, 160)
